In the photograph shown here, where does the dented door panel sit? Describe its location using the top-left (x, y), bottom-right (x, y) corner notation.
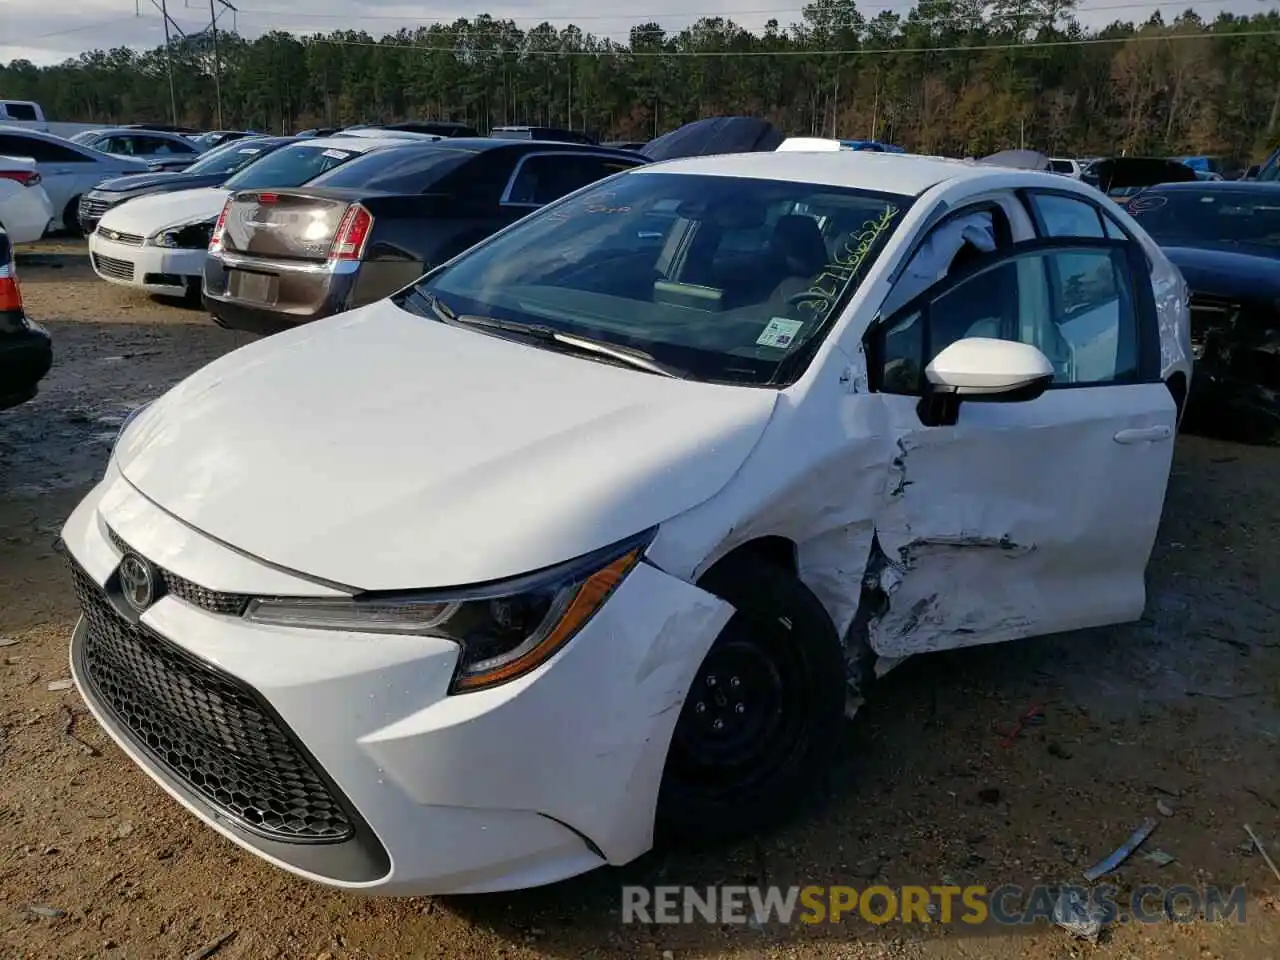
top-left (867, 382), bottom-right (1177, 657)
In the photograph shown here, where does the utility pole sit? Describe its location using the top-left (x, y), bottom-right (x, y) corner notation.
top-left (209, 0), bottom-right (224, 128)
top-left (160, 0), bottom-right (178, 125)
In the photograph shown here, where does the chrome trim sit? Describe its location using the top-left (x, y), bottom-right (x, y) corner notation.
top-left (211, 249), bottom-right (361, 277)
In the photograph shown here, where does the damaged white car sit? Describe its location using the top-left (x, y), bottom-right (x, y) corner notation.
top-left (61, 150), bottom-right (1191, 896)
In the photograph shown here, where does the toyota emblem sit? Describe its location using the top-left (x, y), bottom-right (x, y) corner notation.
top-left (118, 553), bottom-right (156, 612)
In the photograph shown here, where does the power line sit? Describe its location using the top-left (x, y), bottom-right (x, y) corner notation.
top-left (296, 26), bottom-right (1280, 55)
top-left (229, 0), bottom-right (1257, 24)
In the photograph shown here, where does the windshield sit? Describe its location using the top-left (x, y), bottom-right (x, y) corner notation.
top-left (222, 143), bottom-right (362, 191)
top-left (70, 130), bottom-right (100, 145)
top-left (1127, 188), bottom-right (1280, 247)
top-left (186, 139), bottom-right (278, 176)
top-left (402, 171), bottom-right (910, 386)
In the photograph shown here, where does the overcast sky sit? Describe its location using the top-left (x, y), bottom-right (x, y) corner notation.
top-left (1, 0), bottom-right (1275, 67)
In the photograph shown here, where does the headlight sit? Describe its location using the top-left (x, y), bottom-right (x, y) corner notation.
top-left (147, 221), bottom-right (214, 249)
top-left (243, 527), bottom-right (656, 693)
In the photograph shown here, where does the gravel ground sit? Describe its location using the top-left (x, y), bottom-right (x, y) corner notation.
top-left (1, 240), bottom-right (1278, 960)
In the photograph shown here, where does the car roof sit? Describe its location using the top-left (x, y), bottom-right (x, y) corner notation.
top-left (88, 127), bottom-right (189, 138)
top-left (286, 135), bottom-right (404, 154)
top-left (633, 150), bottom-right (999, 196)
top-left (350, 137), bottom-right (641, 159)
top-left (1146, 180), bottom-right (1280, 191)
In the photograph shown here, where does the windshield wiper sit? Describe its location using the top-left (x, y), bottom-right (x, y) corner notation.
top-left (443, 310), bottom-right (683, 379)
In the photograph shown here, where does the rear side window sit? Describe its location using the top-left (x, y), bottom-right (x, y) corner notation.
top-left (0, 134), bottom-right (88, 163)
top-left (223, 144), bottom-right (360, 190)
top-left (309, 146), bottom-right (475, 193)
top-left (3, 102), bottom-right (39, 121)
top-left (1028, 193), bottom-right (1105, 238)
top-left (504, 154), bottom-right (639, 206)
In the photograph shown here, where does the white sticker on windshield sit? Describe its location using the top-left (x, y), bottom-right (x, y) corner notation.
top-left (321, 149), bottom-right (350, 160)
top-left (239, 148), bottom-right (261, 155)
top-left (756, 317), bottom-right (804, 349)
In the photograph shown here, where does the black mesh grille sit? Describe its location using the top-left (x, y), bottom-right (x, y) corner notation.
top-left (72, 563), bottom-right (354, 844)
top-left (80, 196), bottom-right (112, 219)
top-left (92, 253), bottom-right (134, 281)
top-left (106, 528), bottom-right (249, 616)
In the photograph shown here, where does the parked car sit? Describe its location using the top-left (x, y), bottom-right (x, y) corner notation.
top-left (1081, 156), bottom-right (1197, 206)
top-left (1125, 180), bottom-right (1280, 444)
top-left (120, 123), bottom-right (202, 136)
top-left (295, 127), bottom-right (341, 138)
top-left (203, 139), bottom-right (646, 334)
top-left (62, 151), bottom-right (1189, 897)
top-left (69, 128), bottom-right (203, 172)
top-left (89, 136), bottom-right (403, 300)
top-left (0, 126), bottom-right (148, 233)
top-left (0, 226), bottom-right (52, 410)
top-left (0, 156), bottom-right (55, 243)
top-left (1049, 157), bottom-right (1084, 178)
top-left (77, 136), bottom-right (297, 235)
top-left (640, 116), bottom-right (784, 159)
top-left (190, 130), bottom-right (260, 151)
top-left (488, 125), bottom-right (597, 145)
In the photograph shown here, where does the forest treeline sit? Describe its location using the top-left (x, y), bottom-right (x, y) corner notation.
top-left (4, 0), bottom-right (1280, 161)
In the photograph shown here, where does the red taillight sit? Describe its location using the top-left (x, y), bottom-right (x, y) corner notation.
top-left (329, 204), bottom-right (373, 261)
top-left (0, 264), bottom-right (23, 312)
top-left (0, 169), bottom-right (41, 187)
top-left (257, 193), bottom-right (278, 204)
top-left (209, 197), bottom-right (232, 252)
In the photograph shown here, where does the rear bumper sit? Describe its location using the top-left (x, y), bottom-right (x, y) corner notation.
top-left (203, 251), bottom-right (358, 335)
top-left (0, 320), bottom-right (53, 410)
top-left (0, 186), bottom-right (55, 244)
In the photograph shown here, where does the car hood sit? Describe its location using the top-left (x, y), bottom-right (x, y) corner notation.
top-left (92, 171), bottom-right (225, 196)
top-left (98, 185), bottom-right (229, 233)
top-left (114, 303), bottom-right (779, 591)
top-left (1164, 244), bottom-right (1280, 302)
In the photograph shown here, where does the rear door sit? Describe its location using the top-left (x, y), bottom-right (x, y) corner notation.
top-left (864, 237), bottom-right (1176, 657)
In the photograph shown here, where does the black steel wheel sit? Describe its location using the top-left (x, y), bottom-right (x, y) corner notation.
top-left (656, 553), bottom-right (846, 842)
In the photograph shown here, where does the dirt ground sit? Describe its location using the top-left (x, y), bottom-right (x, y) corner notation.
top-left (1, 239), bottom-right (1278, 960)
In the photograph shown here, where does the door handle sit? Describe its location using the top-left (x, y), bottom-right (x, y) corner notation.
top-left (1114, 425), bottom-right (1173, 444)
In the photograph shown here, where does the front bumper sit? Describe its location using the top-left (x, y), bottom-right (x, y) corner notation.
top-left (62, 467), bottom-right (732, 894)
top-left (0, 320), bottom-right (53, 409)
top-left (88, 231), bottom-right (205, 296)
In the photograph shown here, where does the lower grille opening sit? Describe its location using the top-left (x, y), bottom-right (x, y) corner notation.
top-left (71, 563), bottom-right (354, 845)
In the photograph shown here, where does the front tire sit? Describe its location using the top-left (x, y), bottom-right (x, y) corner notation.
top-left (655, 554), bottom-right (847, 843)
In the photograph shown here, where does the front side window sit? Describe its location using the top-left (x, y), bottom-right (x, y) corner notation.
top-left (876, 242), bottom-right (1140, 394)
top-left (1126, 188), bottom-right (1280, 249)
top-left (222, 143), bottom-right (361, 190)
top-left (403, 171), bottom-right (911, 386)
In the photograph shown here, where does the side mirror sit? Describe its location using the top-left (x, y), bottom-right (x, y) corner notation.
top-left (925, 337), bottom-right (1054, 403)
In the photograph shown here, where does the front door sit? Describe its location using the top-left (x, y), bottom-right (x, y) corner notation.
top-left (864, 237), bottom-right (1177, 657)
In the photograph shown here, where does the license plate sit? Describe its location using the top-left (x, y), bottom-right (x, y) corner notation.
top-left (232, 269), bottom-right (276, 304)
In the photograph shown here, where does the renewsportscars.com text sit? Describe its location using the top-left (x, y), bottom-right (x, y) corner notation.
top-left (621, 884), bottom-right (1247, 927)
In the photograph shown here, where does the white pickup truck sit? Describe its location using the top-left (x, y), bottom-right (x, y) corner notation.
top-left (1, 99), bottom-right (107, 139)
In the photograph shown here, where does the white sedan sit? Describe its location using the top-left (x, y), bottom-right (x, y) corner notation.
top-left (61, 150), bottom-right (1191, 896)
top-left (87, 136), bottom-right (401, 299)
